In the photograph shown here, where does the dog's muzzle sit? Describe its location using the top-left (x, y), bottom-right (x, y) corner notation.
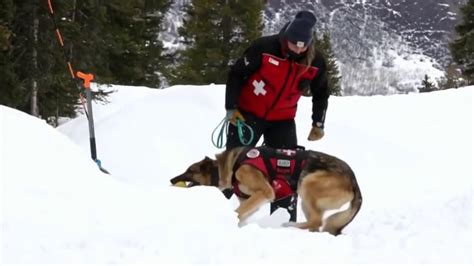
top-left (170, 173), bottom-right (200, 188)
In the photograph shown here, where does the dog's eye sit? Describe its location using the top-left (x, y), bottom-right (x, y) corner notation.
top-left (200, 163), bottom-right (213, 172)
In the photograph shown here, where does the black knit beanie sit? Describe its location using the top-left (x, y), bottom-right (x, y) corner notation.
top-left (284, 11), bottom-right (317, 48)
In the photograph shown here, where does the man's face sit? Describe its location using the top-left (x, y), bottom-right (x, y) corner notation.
top-left (287, 40), bottom-right (308, 55)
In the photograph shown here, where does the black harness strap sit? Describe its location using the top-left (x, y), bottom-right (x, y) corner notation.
top-left (211, 166), bottom-right (219, 187)
top-left (261, 148), bottom-right (277, 179)
top-left (270, 148), bottom-right (307, 222)
top-left (212, 165), bottom-right (234, 199)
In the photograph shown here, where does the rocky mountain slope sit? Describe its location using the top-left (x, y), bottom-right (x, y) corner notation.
top-left (162, 0), bottom-right (466, 95)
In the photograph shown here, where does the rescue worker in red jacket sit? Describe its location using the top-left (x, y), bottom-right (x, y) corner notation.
top-left (225, 10), bottom-right (330, 150)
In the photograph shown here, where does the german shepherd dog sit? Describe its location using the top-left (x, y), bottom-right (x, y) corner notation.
top-left (170, 146), bottom-right (362, 235)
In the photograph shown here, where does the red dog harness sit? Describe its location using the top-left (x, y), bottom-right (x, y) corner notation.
top-left (232, 147), bottom-right (307, 203)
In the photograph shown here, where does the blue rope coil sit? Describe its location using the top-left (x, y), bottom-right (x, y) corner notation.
top-left (212, 117), bottom-right (254, 149)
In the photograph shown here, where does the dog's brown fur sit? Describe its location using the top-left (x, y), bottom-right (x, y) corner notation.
top-left (170, 147), bottom-right (362, 235)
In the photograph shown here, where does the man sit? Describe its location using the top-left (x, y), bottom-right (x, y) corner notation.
top-left (225, 10), bottom-right (330, 149)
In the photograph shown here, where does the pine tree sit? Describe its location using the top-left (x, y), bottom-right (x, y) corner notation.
top-left (303, 32), bottom-right (342, 96)
top-left (98, 0), bottom-right (170, 87)
top-left (438, 63), bottom-right (465, 90)
top-left (418, 74), bottom-right (436, 93)
top-left (9, 0), bottom-right (75, 121)
top-left (0, 0), bottom-right (21, 108)
top-left (0, 0), bottom-right (14, 51)
top-left (169, 0), bottom-right (265, 85)
top-left (3, 0), bottom-right (170, 125)
top-left (51, 0), bottom-right (170, 88)
top-left (317, 33), bottom-right (342, 96)
top-left (450, 0), bottom-right (474, 85)
top-left (141, 0), bottom-right (172, 87)
top-left (10, 0), bottom-right (64, 118)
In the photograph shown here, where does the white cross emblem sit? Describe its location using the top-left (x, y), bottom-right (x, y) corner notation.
top-left (278, 149), bottom-right (296, 156)
top-left (252, 80), bottom-right (266, 96)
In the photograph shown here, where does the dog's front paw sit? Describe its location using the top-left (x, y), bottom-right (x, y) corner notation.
top-left (238, 219), bottom-right (248, 228)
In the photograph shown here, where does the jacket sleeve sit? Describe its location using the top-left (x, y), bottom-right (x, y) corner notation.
top-left (310, 54), bottom-right (330, 127)
top-left (225, 40), bottom-right (263, 110)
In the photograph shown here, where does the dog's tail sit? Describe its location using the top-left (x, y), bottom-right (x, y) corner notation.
top-left (323, 170), bottom-right (363, 235)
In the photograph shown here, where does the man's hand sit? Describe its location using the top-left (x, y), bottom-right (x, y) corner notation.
top-left (307, 124), bottom-right (324, 141)
top-left (226, 109), bottom-right (245, 126)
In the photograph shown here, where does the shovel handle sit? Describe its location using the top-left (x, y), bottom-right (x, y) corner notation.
top-left (76, 71), bottom-right (94, 89)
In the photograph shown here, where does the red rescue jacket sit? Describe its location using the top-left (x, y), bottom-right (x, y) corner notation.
top-left (238, 53), bottom-right (318, 121)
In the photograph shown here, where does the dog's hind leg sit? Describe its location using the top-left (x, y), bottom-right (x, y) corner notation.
top-left (283, 200), bottom-right (323, 231)
top-left (293, 171), bottom-right (355, 233)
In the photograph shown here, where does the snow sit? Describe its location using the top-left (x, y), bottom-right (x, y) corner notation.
top-left (1, 83), bottom-right (473, 264)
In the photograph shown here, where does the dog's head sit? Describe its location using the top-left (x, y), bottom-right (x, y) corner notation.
top-left (170, 156), bottom-right (220, 188)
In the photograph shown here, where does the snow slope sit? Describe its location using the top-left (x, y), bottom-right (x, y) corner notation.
top-left (2, 84), bottom-right (472, 264)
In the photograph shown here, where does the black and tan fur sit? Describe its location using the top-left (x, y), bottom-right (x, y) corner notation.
top-left (170, 147), bottom-right (362, 235)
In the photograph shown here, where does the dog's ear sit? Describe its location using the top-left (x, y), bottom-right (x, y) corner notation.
top-left (199, 156), bottom-right (215, 174)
